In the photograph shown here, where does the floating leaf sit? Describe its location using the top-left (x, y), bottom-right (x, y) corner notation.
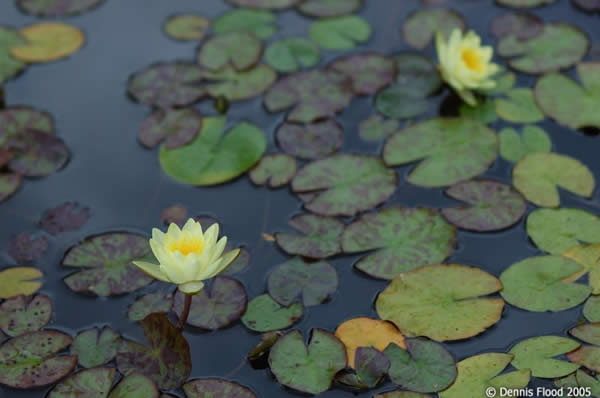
top-left (62, 232), bottom-right (153, 297)
top-left (556, 370), bottom-right (600, 397)
top-left (480, 71), bottom-right (517, 95)
top-left (584, 297), bottom-right (600, 323)
top-left (8, 232), bottom-right (48, 264)
top-left (292, 154), bottom-right (397, 216)
top-left (276, 120), bottom-right (343, 160)
top-left (441, 180), bottom-right (526, 232)
top-left (184, 378), bottom-right (258, 398)
top-left (513, 152), bottom-right (594, 208)
top-left (0, 294), bottom-right (52, 337)
top-left (375, 393), bottom-right (431, 398)
top-left (213, 9), bottom-right (278, 39)
top-left (275, 213), bottom-right (343, 259)
top-left (264, 38), bottom-right (319, 73)
top-left (376, 264), bottom-right (503, 341)
top-left (71, 327), bottom-right (120, 368)
top-left (40, 201), bottom-right (90, 235)
top-left (342, 206), bottom-right (455, 279)
top-left (309, 16), bottom-right (371, 50)
top-left (0, 27), bottom-right (26, 84)
top-left (402, 8), bottom-right (465, 49)
top-left (221, 247), bottom-right (250, 275)
top-left (227, 0), bottom-right (301, 9)
top-left (17, 0), bottom-right (104, 16)
top-left (0, 330), bottom-right (77, 389)
top-left (510, 336), bottom-right (580, 377)
top-left (491, 12), bottom-right (543, 40)
top-left (247, 331), bottom-right (282, 367)
top-left (383, 118), bottom-right (497, 187)
top-left (48, 367), bottom-right (116, 398)
top-left (241, 294), bottom-right (303, 332)
top-left (498, 125), bottom-right (551, 163)
top-left (197, 32), bottom-right (262, 71)
top-left (329, 53), bottom-right (395, 95)
top-left (337, 347), bottom-right (390, 389)
top-left (128, 292), bottom-right (174, 322)
top-left (117, 313), bottom-right (191, 390)
top-left (0, 173), bottom-right (21, 202)
top-left (494, 88), bottom-right (544, 123)
top-left (138, 108), bottom-right (202, 149)
top-left (571, 323), bottom-right (600, 346)
top-left (563, 244), bottom-right (600, 294)
top-left (269, 329), bottom-right (347, 394)
top-left (173, 277), bottom-right (247, 329)
top-left (497, 23), bottom-right (588, 74)
top-left (500, 255), bottom-right (591, 312)
top-left (359, 115), bottom-right (399, 141)
top-left (8, 129), bottom-right (70, 177)
top-left (160, 117), bottom-right (266, 186)
top-left (109, 372), bottom-right (159, 398)
top-left (298, 0), bottom-right (363, 17)
top-left (163, 15), bottom-right (210, 41)
top-left (496, 0), bottom-right (555, 8)
top-left (459, 99), bottom-right (498, 124)
top-left (11, 22), bottom-right (84, 63)
top-left (0, 266), bottom-right (43, 299)
top-left (568, 346), bottom-right (600, 373)
top-left (385, 339), bottom-right (456, 393)
top-left (249, 154), bottom-right (297, 188)
top-left (200, 64), bottom-right (277, 101)
top-left (160, 204), bottom-right (187, 227)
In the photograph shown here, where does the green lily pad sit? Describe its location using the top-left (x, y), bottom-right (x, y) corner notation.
top-left (173, 277), bottom-right (247, 329)
top-left (510, 336), bottom-right (581, 378)
top-left (201, 64), bottom-right (277, 101)
top-left (535, 63), bottom-right (600, 129)
top-left (376, 264), bottom-right (504, 341)
top-left (249, 154), bottom-right (297, 188)
top-left (8, 129), bottom-right (70, 177)
top-left (17, 0), bottom-right (104, 16)
top-left (571, 323), bottom-right (600, 346)
top-left (337, 346), bottom-right (390, 389)
top-left (62, 232), bottom-right (153, 297)
top-left (117, 313), bottom-right (191, 390)
top-left (309, 16), bottom-right (371, 50)
top-left (109, 372), bottom-right (158, 398)
top-left (562, 244), bottom-right (600, 294)
top-left (197, 32), bottom-right (262, 71)
top-left (329, 53), bottom-right (395, 95)
top-left (264, 70), bottom-right (353, 123)
top-left (298, 0), bottom-right (363, 17)
top-left (264, 38), bottom-right (319, 73)
top-left (0, 173), bottom-right (21, 202)
top-left (497, 23), bottom-right (588, 74)
top-left (342, 206), bottom-right (456, 280)
top-left (383, 118), bottom-right (498, 187)
top-left (241, 294), bottom-right (303, 332)
top-left (48, 367), bottom-right (116, 398)
top-left (0, 106), bottom-right (54, 145)
top-left (584, 297), bottom-right (600, 322)
top-left (385, 339), bottom-right (457, 392)
top-left (292, 154), bottom-right (397, 216)
top-left (267, 257), bottom-right (338, 306)
top-left (213, 8), bottom-right (278, 39)
top-left (275, 213), bottom-right (344, 259)
top-left (0, 266), bottom-right (43, 299)
top-left (359, 115), bottom-right (399, 141)
top-left (568, 346), bottom-right (600, 373)
top-left (71, 327), bottom-right (120, 368)
top-left (439, 353), bottom-right (531, 398)
top-left (0, 294), bottom-right (52, 337)
top-left (227, 0), bottom-right (301, 9)
top-left (138, 108), bottom-right (202, 149)
top-left (500, 255), bottom-right (591, 312)
top-left (0, 330), bottom-right (77, 389)
top-left (268, 329), bottom-right (347, 394)
top-left (556, 370), bottom-right (600, 397)
top-left (491, 12), bottom-right (543, 40)
top-left (184, 378), bottom-right (258, 398)
top-left (441, 180), bottom-right (527, 232)
top-left (480, 71), bottom-right (517, 95)
top-left (0, 27), bottom-right (26, 85)
top-left (40, 201), bottom-right (90, 235)
top-left (494, 88), bottom-right (544, 123)
top-left (276, 120), bottom-right (343, 160)
top-left (128, 292), bottom-right (174, 322)
top-left (163, 15), bottom-right (210, 41)
top-left (402, 8), bottom-right (465, 49)
top-left (496, 0), bottom-right (555, 8)
top-left (159, 116), bottom-right (266, 186)
top-left (498, 125), bottom-right (552, 163)
top-left (513, 152), bottom-right (594, 208)
top-left (459, 99), bottom-right (498, 124)
top-left (8, 232), bottom-right (48, 264)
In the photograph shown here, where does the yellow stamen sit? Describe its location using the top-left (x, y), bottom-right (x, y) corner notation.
top-left (461, 48), bottom-right (483, 72)
top-left (169, 236), bottom-right (204, 255)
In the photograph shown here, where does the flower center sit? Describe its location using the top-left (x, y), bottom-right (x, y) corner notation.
top-left (169, 237), bottom-right (204, 256)
top-left (461, 48), bottom-right (483, 72)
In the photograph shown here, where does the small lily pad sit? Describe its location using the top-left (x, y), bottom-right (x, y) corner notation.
top-left (0, 173), bottom-right (21, 202)
top-left (496, 0), bottom-right (555, 8)
top-left (163, 15), bottom-right (210, 41)
top-left (0, 294), bottom-right (52, 337)
top-left (17, 0), bottom-right (104, 16)
top-left (276, 120), bottom-right (343, 160)
top-left (494, 88), bottom-right (544, 123)
top-left (0, 27), bottom-right (26, 85)
top-left (568, 346), bottom-right (600, 373)
top-left (8, 232), bottom-right (48, 264)
top-left (40, 201), bottom-right (90, 235)
top-left (491, 12), bottom-right (543, 40)
top-left (342, 206), bottom-right (456, 279)
top-left (402, 8), bottom-right (465, 49)
top-left (109, 372), bottom-right (159, 398)
top-left (584, 297), bottom-right (600, 322)
top-left (213, 8), bottom-right (278, 39)
top-left (298, 0), bottom-right (363, 17)
top-left (200, 64), bottom-right (277, 101)
top-left (264, 38), bottom-right (319, 73)
top-left (337, 347), bottom-right (390, 389)
top-left (309, 16), bottom-right (371, 50)
top-left (249, 154), bottom-right (297, 188)
top-left (48, 367), bottom-right (116, 398)
top-left (11, 22), bottom-right (85, 63)
top-left (0, 106), bottom-right (54, 142)
top-left (128, 292), bottom-right (174, 322)
top-left (329, 53), bottom-right (395, 95)
top-left (183, 378), bottom-right (258, 398)
top-left (8, 129), bottom-right (70, 177)
top-left (160, 205), bottom-right (187, 226)
top-left (359, 115), bottom-right (399, 141)
top-left (510, 336), bottom-right (580, 378)
top-left (227, 0), bottom-right (301, 9)
top-left (275, 213), bottom-right (344, 259)
top-left (562, 244), bottom-right (600, 294)
top-left (241, 294), bottom-right (303, 332)
top-left (570, 323), bottom-right (600, 346)
top-left (70, 327), bottom-right (120, 368)
top-left (197, 32), bottom-right (262, 71)
top-left (0, 266), bottom-right (43, 299)
top-left (138, 108), bottom-right (202, 149)
top-left (498, 125), bottom-right (552, 163)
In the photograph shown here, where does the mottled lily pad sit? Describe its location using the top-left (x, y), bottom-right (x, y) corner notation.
top-left (8, 130), bottom-right (70, 177)
top-left (342, 206), bottom-right (456, 279)
top-left (359, 115), bottom-right (399, 141)
top-left (128, 291), bottom-right (174, 322)
top-left (117, 313), bottom-right (191, 390)
top-left (385, 339), bottom-right (457, 393)
top-left (383, 118), bottom-right (498, 187)
top-left (0, 266), bottom-right (43, 299)
top-left (568, 346), bottom-right (600, 373)
top-left (7, 232), bottom-right (48, 264)
top-left (0, 294), bottom-right (52, 337)
top-left (376, 264), bottom-right (504, 341)
top-left (570, 323), bottom-right (600, 346)
top-left (249, 154), bottom-right (297, 188)
top-left (498, 125), bottom-right (552, 163)
top-left (0, 106), bottom-right (54, 143)
top-left (500, 255), bottom-right (591, 312)
top-left (275, 213), bottom-right (344, 259)
top-left (496, 0), bottom-right (555, 8)
top-left (510, 336), bottom-right (580, 378)
top-left (494, 88), bottom-right (544, 123)
top-left (173, 277), bottom-right (247, 329)
top-left (309, 16), bottom-right (371, 50)
top-left (138, 108), bottom-right (202, 149)
top-left (491, 12), bottom-right (543, 40)
top-left (163, 15), bottom-right (210, 41)
top-left (441, 180), bottom-right (526, 232)
top-left (329, 53), bottom-right (395, 95)
top-left (17, 0), bottom-right (104, 17)
top-left (40, 201), bottom-right (90, 235)
top-left (109, 372), bottom-right (159, 398)
top-left (71, 327), bottom-right (120, 368)
top-left (562, 244), bottom-right (600, 294)
top-left (201, 64), bottom-right (277, 101)
top-left (197, 32), bottom-right (262, 71)
top-left (584, 297), bottom-right (600, 322)
top-left (62, 232), bottom-right (153, 297)
top-left (241, 294), bottom-right (303, 332)
top-left (513, 152), bottom-right (594, 208)
top-left (0, 173), bottom-right (21, 202)
top-left (269, 329), bottom-right (347, 394)
top-left (227, 0), bottom-right (301, 9)
top-left (337, 347), bottom-right (390, 389)
top-left (276, 120), bottom-right (343, 159)
top-left (292, 154), bottom-right (397, 216)
top-left (11, 22), bottom-right (84, 63)
top-left (0, 27), bottom-right (26, 85)
top-left (222, 247), bottom-right (250, 275)
top-left (264, 38), bottom-right (319, 73)
top-left (184, 378), bottom-right (258, 398)
top-left (213, 8), bottom-right (278, 39)
top-left (48, 367), bottom-right (116, 398)
top-left (0, 330), bottom-right (77, 389)
top-left (298, 0), bottom-right (363, 17)
top-left (402, 8), bottom-right (465, 49)
top-left (160, 117), bottom-right (266, 186)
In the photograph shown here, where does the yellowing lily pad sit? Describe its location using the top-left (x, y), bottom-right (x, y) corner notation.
top-left (11, 23), bottom-right (84, 63)
top-left (570, 323), bottom-right (600, 346)
top-left (562, 244), bottom-right (600, 294)
top-left (510, 336), bottom-right (581, 378)
top-left (0, 266), bottom-right (43, 299)
top-left (275, 213), bottom-right (344, 259)
top-left (163, 14), bottom-right (210, 41)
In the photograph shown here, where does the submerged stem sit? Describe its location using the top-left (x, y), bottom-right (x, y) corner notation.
top-left (178, 293), bottom-right (192, 330)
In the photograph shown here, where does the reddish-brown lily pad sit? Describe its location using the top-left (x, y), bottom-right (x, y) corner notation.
top-left (276, 120), bottom-right (344, 160)
top-left (197, 32), bottom-right (263, 71)
top-left (184, 378), bottom-right (258, 398)
top-left (0, 173), bottom-right (21, 202)
top-left (109, 372), bottom-right (159, 398)
top-left (17, 0), bottom-right (104, 17)
top-left (222, 247), bottom-right (250, 275)
top-left (0, 106), bottom-right (54, 141)
top-left (249, 153), bottom-right (297, 188)
top-left (491, 12), bottom-right (543, 40)
top-left (40, 201), bottom-right (90, 235)
top-left (226, 0), bottom-right (302, 9)
top-left (138, 108), bottom-right (202, 149)
top-left (7, 232), bottom-right (48, 264)
top-left (128, 291), bottom-right (174, 322)
top-left (48, 367), bottom-right (116, 398)
top-left (329, 53), bottom-right (395, 95)
top-left (0, 294), bottom-right (52, 337)
top-left (275, 213), bottom-right (344, 259)
top-left (8, 130), bottom-right (70, 177)
top-left (298, 0), bottom-right (363, 17)
top-left (70, 327), bottom-right (121, 368)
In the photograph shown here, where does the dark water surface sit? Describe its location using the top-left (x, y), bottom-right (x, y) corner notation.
top-left (1, 0), bottom-right (599, 397)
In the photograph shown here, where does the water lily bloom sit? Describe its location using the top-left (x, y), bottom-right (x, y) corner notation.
top-left (133, 219), bottom-right (239, 294)
top-left (436, 28), bottom-right (500, 106)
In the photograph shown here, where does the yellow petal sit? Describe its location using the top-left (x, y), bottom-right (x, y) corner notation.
top-left (457, 89), bottom-right (477, 106)
top-left (133, 261), bottom-right (170, 282)
top-left (179, 281), bottom-right (205, 294)
top-left (208, 249), bottom-right (240, 278)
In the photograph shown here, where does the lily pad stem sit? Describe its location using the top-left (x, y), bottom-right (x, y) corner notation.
top-left (178, 293), bottom-right (192, 330)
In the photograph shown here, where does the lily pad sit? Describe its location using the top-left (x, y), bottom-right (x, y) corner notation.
top-left (227, 0), bottom-right (301, 9)
top-left (329, 53), bottom-right (395, 95)
top-left (159, 117), bottom-right (266, 186)
top-left (62, 232), bottom-right (153, 297)
top-left (376, 264), bottom-right (504, 341)
top-left (138, 108), bottom-right (202, 149)
top-left (109, 373), bottom-right (158, 398)
top-left (494, 88), bottom-right (544, 123)
top-left (496, 0), bottom-right (555, 8)
top-left (201, 64), bottom-right (277, 101)
top-left (221, 247), bottom-right (250, 275)
top-left (292, 154), bottom-right (397, 216)
top-left (163, 15), bottom-right (210, 41)
top-left (359, 115), bottom-right (399, 141)
top-left (0, 173), bottom-right (21, 202)
top-left (160, 204), bottom-right (187, 226)
top-left (213, 8), bottom-right (278, 39)
top-left (402, 8), bottom-right (465, 49)
top-left (71, 327), bottom-right (120, 368)
top-left (276, 120), bottom-right (343, 160)
top-left (571, 323), bottom-right (600, 346)
top-left (498, 125), bottom-right (552, 163)
top-left (497, 23), bottom-right (588, 74)
top-left (128, 291), bottom-right (174, 322)
top-left (8, 232), bottom-right (48, 264)
top-left (298, 0), bottom-right (363, 17)
top-left (459, 99), bottom-right (498, 124)
top-left (8, 130), bottom-right (70, 177)
top-left (383, 118), bottom-right (498, 187)
top-left (491, 12), bottom-right (543, 40)
top-left (268, 329), bottom-right (347, 394)
top-left (267, 257), bottom-right (338, 306)
top-left (342, 206), bottom-right (456, 279)
top-left (309, 16), bottom-right (371, 50)
top-left (117, 313), bottom-right (191, 390)
top-left (241, 294), bottom-right (303, 332)
top-left (0, 266), bottom-right (43, 299)
top-left (11, 22), bottom-right (84, 63)
top-left (441, 180), bottom-right (527, 232)
top-left (0, 330), bottom-right (77, 389)
top-left (337, 347), bottom-right (390, 389)
top-left (197, 32), bottom-right (262, 71)
top-left (572, 0), bottom-right (600, 11)
top-left (568, 346), bottom-right (600, 373)
top-left (510, 336), bottom-right (581, 378)
top-left (40, 201), bottom-right (90, 235)
top-left (48, 367), bottom-right (116, 398)
top-left (584, 297), bottom-right (600, 322)
top-left (513, 152), bottom-right (594, 208)
top-left (0, 106), bottom-right (54, 142)
top-left (375, 393), bottom-right (431, 398)
top-left (0, 294), bottom-right (52, 337)
top-left (17, 0), bottom-right (104, 17)
top-left (264, 38), bottom-right (319, 73)
top-left (173, 277), bottom-right (247, 329)
top-left (249, 154), bottom-right (297, 188)
top-left (500, 255), bottom-right (591, 312)
top-left (562, 244), bottom-right (600, 294)
top-left (275, 213), bottom-right (344, 259)
top-left (183, 378), bottom-right (258, 398)
top-left (385, 339), bottom-right (457, 393)
top-left (0, 27), bottom-right (26, 84)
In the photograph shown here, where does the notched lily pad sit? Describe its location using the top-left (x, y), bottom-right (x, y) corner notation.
top-left (8, 232), bottom-right (48, 264)
top-left (200, 64), bottom-right (277, 101)
top-left (496, 0), bottom-right (555, 8)
top-left (562, 244), bottom-right (600, 294)
top-left (11, 22), bottom-right (85, 63)
top-left (491, 12), bottom-right (543, 40)
top-left (329, 53), bottom-right (395, 95)
top-left (48, 367), bottom-right (116, 398)
top-left (0, 173), bottom-right (21, 202)
top-left (0, 27), bottom-right (26, 85)
top-left (138, 108), bottom-right (202, 149)
top-left (337, 346), bottom-right (390, 389)
top-left (226, 0), bottom-right (302, 9)
top-left (128, 291), bottom-right (174, 322)
top-left (70, 327), bottom-right (120, 368)
top-left (109, 372), bottom-right (159, 398)
top-left (8, 129), bottom-right (70, 177)
top-left (359, 115), bottom-right (399, 141)
top-left (164, 14), bottom-right (210, 41)
top-left (584, 297), bottom-right (600, 323)
top-left (275, 213), bottom-right (344, 259)
top-left (402, 8), bottom-right (465, 49)
top-left (0, 106), bottom-right (54, 141)
top-left (276, 120), bottom-right (343, 160)
top-left (241, 294), bottom-right (303, 332)
top-left (213, 8), bottom-right (278, 39)
top-left (498, 125), bottom-right (552, 163)
top-left (40, 201), bottom-right (90, 235)
top-left (0, 294), bottom-right (52, 337)
top-left (184, 378), bottom-right (258, 398)
top-left (568, 346), bottom-right (600, 373)
top-left (298, 0), bottom-right (363, 17)
top-left (0, 266), bottom-right (43, 299)
top-left (264, 38), bottom-right (319, 73)
top-left (510, 336), bottom-right (580, 378)
top-left (197, 32), bottom-right (263, 71)
top-left (494, 88), bottom-right (544, 123)
top-left (570, 323), bottom-right (600, 346)
top-left (249, 154), bottom-right (297, 188)
top-left (309, 16), bottom-right (371, 50)
top-left (17, 0), bottom-right (104, 17)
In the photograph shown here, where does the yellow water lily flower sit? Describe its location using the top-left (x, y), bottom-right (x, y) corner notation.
top-left (133, 219), bottom-right (240, 294)
top-left (436, 28), bottom-right (500, 106)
